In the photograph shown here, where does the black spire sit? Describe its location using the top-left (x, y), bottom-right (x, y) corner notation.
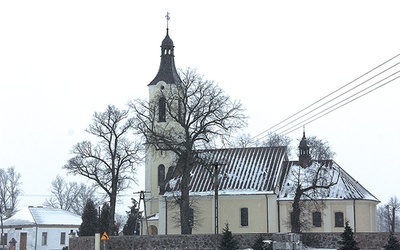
top-left (148, 13), bottom-right (181, 86)
top-left (299, 128), bottom-right (311, 167)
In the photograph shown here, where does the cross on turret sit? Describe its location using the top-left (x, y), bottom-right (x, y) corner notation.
top-left (165, 12), bottom-right (170, 29)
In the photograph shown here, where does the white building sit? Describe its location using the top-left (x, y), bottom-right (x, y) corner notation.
top-left (2, 206), bottom-right (81, 250)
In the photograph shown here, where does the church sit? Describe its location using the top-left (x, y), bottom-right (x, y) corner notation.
top-left (142, 23), bottom-right (379, 235)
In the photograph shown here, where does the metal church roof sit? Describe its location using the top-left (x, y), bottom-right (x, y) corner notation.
top-left (165, 146), bottom-right (288, 195)
top-left (278, 160), bottom-right (379, 201)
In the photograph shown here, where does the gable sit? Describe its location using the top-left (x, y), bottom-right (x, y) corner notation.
top-left (165, 146), bottom-right (288, 195)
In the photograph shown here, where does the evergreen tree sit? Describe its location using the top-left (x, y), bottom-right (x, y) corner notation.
top-left (123, 198), bottom-right (141, 235)
top-left (385, 232), bottom-right (400, 250)
top-left (79, 198), bottom-right (98, 236)
top-left (252, 234), bottom-right (266, 250)
top-left (339, 220), bottom-right (359, 250)
top-left (219, 223), bottom-right (238, 250)
top-left (99, 202), bottom-right (117, 235)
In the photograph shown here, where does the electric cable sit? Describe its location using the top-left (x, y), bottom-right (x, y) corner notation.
top-left (251, 54), bottom-right (400, 142)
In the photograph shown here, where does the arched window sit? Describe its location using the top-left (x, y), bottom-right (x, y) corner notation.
top-left (159, 97), bottom-right (166, 122)
top-left (158, 164), bottom-right (165, 186)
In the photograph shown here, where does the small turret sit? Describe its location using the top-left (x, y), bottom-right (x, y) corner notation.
top-left (299, 129), bottom-right (311, 167)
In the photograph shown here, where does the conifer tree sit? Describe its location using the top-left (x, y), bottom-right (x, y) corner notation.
top-left (219, 223), bottom-right (238, 250)
top-left (338, 220), bottom-right (359, 250)
top-left (123, 198), bottom-right (141, 235)
top-left (252, 234), bottom-right (266, 250)
top-left (79, 199), bottom-right (98, 236)
top-left (385, 232), bottom-right (400, 250)
top-left (99, 202), bottom-right (117, 235)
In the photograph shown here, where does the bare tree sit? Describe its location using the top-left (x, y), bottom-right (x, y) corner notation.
top-left (44, 175), bottom-right (103, 215)
top-left (64, 105), bottom-right (143, 234)
top-left (377, 199), bottom-right (400, 232)
top-left (387, 196), bottom-right (400, 232)
top-left (131, 68), bottom-right (247, 234)
top-left (262, 132), bottom-right (293, 158)
top-left (228, 133), bottom-right (259, 148)
top-left (289, 162), bottom-right (338, 232)
top-left (305, 136), bottom-right (336, 160)
top-left (283, 134), bottom-right (338, 233)
top-left (0, 166), bottom-right (22, 216)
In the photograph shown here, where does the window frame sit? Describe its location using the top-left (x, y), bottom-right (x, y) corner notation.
top-left (158, 97), bottom-right (166, 122)
top-left (60, 232), bottom-right (66, 245)
top-left (334, 211), bottom-right (344, 227)
top-left (240, 207), bottom-right (249, 227)
top-left (41, 232), bottom-right (48, 246)
top-left (312, 211), bottom-right (322, 227)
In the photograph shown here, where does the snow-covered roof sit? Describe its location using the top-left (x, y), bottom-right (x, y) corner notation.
top-left (165, 147), bottom-right (288, 195)
top-left (278, 160), bottom-right (379, 202)
top-left (3, 206), bottom-right (82, 227)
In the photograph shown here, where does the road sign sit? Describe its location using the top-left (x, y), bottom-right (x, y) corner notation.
top-left (101, 232), bottom-right (109, 241)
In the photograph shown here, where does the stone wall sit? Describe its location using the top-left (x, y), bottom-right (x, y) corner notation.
top-left (302, 232), bottom-right (399, 250)
top-left (69, 232), bottom-right (399, 250)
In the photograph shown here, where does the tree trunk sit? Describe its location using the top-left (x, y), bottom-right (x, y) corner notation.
top-left (109, 190), bottom-right (117, 235)
top-left (291, 188), bottom-right (302, 233)
top-left (180, 168), bottom-right (192, 234)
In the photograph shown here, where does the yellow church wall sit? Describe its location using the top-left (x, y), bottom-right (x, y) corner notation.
top-left (278, 199), bottom-right (378, 233)
top-left (162, 194), bottom-right (278, 235)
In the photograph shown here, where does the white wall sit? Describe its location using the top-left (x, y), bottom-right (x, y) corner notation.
top-left (4, 226), bottom-right (79, 250)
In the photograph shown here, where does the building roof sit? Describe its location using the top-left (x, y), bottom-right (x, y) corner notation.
top-left (148, 28), bottom-right (181, 86)
top-left (278, 160), bottom-right (379, 202)
top-left (164, 146), bottom-right (378, 203)
top-left (165, 147), bottom-right (288, 195)
top-left (3, 206), bottom-right (82, 227)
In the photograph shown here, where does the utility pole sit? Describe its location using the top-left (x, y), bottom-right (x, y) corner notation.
top-left (0, 207), bottom-right (4, 250)
top-left (137, 191), bottom-right (150, 235)
top-left (214, 163), bottom-right (219, 250)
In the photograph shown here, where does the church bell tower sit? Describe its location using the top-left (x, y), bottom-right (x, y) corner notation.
top-left (144, 13), bottom-right (181, 235)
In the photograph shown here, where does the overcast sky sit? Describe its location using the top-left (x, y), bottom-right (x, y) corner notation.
top-left (1, 1), bottom-right (400, 214)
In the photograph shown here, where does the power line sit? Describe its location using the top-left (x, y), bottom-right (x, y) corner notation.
top-left (262, 67), bottom-right (400, 138)
top-left (279, 73), bottom-right (400, 136)
top-left (252, 53), bottom-right (400, 141)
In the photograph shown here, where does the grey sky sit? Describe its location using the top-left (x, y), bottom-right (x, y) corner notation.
top-left (1, 1), bottom-right (399, 213)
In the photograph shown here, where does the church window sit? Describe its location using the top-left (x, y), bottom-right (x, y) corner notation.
top-left (312, 211), bottom-right (322, 227)
top-left (159, 97), bottom-right (166, 122)
top-left (240, 207), bottom-right (249, 227)
top-left (158, 164), bottom-right (165, 186)
top-left (1, 233), bottom-right (7, 246)
top-left (60, 232), bottom-right (66, 245)
top-left (42, 232), bottom-right (48, 245)
top-left (334, 212), bottom-right (344, 227)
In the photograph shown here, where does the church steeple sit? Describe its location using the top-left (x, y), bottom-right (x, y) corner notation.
top-left (299, 128), bottom-right (311, 167)
top-left (148, 13), bottom-right (181, 86)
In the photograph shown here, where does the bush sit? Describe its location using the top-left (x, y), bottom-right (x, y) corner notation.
top-left (385, 233), bottom-right (400, 250)
top-left (220, 223), bottom-right (238, 250)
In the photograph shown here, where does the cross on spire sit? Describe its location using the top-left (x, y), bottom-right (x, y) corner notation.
top-left (165, 12), bottom-right (170, 29)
